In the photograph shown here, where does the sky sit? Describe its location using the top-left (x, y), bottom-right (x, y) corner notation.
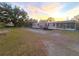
top-left (9, 2), bottom-right (79, 21)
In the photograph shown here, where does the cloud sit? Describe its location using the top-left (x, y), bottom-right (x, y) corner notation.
top-left (65, 6), bottom-right (79, 19)
top-left (26, 3), bottom-right (64, 20)
top-left (11, 2), bottom-right (79, 21)
top-left (41, 3), bottom-right (62, 15)
top-left (27, 5), bottom-right (48, 20)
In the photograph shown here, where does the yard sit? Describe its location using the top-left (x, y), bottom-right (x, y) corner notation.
top-left (0, 28), bottom-right (47, 56)
top-left (0, 28), bottom-right (79, 56)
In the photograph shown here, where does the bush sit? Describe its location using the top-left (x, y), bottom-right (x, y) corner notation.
top-left (0, 22), bottom-right (6, 28)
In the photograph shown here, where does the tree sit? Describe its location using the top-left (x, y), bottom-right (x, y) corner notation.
top-left (0, 2), bottom-right (12, 23)
top-left (25, 18), bottom-right (38, 27)
top-left (47, 17), bottom-right (55, 22)
top-left (11, 6), bottom-right (28, 27)
top-left (0, 2), bottom-right (28, 27)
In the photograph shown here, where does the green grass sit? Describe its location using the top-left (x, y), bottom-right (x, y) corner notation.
top-left (61, 30), bottom-right (79, 40)
top-left (0, 28), bottom-right (47, 56)
top-left (50, 30), bottom-right (79, 41)
top-left (0, 28), bottom-right (78, 56)
top-left (46, 29), bottom-right (79, 42)
top-left (0, 22), bottom-right (5, 28)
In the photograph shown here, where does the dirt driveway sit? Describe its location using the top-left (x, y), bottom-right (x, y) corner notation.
top-left (27, 28), bottom-right (79, 56)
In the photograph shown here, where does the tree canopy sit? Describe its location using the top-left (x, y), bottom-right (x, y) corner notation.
top-left (47, 17), bottom-right (55, 22)
top-left (0, 2), bottom-right (28, 27)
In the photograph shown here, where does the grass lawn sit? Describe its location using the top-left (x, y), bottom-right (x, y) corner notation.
top-left (60, 30), bottom-right (79, 41)
top-left (49, 30), bottom-right (79, 40)
top-left (0, 28), bottom-right (79, 56)
top-left (0, 28), bottom-right (47, 56)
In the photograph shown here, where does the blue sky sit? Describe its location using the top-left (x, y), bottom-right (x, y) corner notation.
top-left (61, 2), bottom-right (79, 12)
top-left (8, 2), bottom-right (79, 21)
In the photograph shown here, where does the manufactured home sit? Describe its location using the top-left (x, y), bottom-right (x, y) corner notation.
top-left (48, 21), bottom-right (76, 30)
top-left (32, 20), bottom-right (48, 29)
top-left (32, 20), bottom-right (79, 31)
top-left (32, 23), bottom-right (40, 29)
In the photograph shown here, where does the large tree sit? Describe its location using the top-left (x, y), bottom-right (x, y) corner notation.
top-left (0, 2), bottom-right (28, 27)
top-left (11, 6), bottom-right (28, 26)
top-left (25, 18), bottom-right (38, 27)
top-left (0, 2), bottom-right (12, 23)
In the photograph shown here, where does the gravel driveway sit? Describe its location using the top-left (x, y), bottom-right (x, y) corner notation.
top-left (27, 28), bottom-right (79, 56)
top-left (27, 28), bottom-right (48, 34)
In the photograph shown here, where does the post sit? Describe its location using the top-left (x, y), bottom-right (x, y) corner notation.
top-left (75, 21), bottom-right (76, 30)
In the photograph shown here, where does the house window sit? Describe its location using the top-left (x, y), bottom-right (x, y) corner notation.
top-left (53, 23), bottom-right (55, 26)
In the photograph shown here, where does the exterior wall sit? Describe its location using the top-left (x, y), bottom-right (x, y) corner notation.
top-left (32, 21), bottom-right (78, 31)
top-left (76, 23), bottom-right (79, 30)
top-left (32, 23), bottom-right (40, 29)
top-left (48, 23), bottom-right (57, 29)
top-left (38, 23), bottom-right (45, 29)
top-left (47, 22), bottom-right (76, 31)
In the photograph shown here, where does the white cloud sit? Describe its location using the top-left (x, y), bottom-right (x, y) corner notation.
top-left (65, 6), bottom-right (79, 19)
top-left (26, 3), bottom-right (64, 20)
